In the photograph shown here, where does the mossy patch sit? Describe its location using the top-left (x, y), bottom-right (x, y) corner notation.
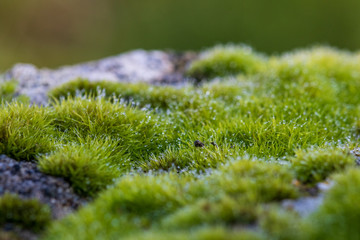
top-left (2, 45), bottom-right (360, 239)
top-left (305, 168), bottom-right (360, 240)
top-left (186, 45), bottom-right (267, 81)
top-left (292, 148), bottom-right (355, 184)
top-left (0, 103), bottom-right (55, 161)
top-left (0, 80), bottom-right (29, 103)
top-left (43, 159), bottom-right (298, 239)
top-left (0, 193), bottom-right (51, 232)
top-left (38, 139), bottom-right (125, 196)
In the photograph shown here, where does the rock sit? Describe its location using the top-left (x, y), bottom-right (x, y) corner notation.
top-left (0, 155), bottom-right (86, 219)
top-left (2, 50), bottom-right (197, 105)
top-left (282, 196), bottom-right (324, 217)
top-left (281, 180), bottom-right (334, 217)
top-left (194, 140), bottom-right (205, 148)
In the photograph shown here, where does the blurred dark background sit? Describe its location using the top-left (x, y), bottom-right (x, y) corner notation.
top-left (1, 0), bottom-right (360, 69)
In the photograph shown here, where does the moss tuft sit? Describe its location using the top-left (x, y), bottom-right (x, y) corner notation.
top-left (0, 103), bottom-right (54, 161)
top-left (304, 168), bottom-right (360, 240)
top-left (38, 138), bottom-right (126, 196)
top-left (187, 45), bottom-right (267, 81)
top-left (0, 193), bottom-right (51, 232)
top-left (51, 96), bottom-right (169, 161)
top-left (292, 148), bottom-right (355, 184)
top-left (0, 80), bottom-right (29, 103)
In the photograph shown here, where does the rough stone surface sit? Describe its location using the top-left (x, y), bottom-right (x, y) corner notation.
top-left (0, 155), bottom-right (87, 219)
top-left (2, 50), bottom-right (197, 105)
top-left (282, 181), bottom-right (334, 217)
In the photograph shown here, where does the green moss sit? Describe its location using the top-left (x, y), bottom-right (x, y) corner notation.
top-left (292, 148), bottom-right (355, 184)
top-left (196, 159), bottom-right (299, 202)
top-left (44, 159), bottom-right (298, 239)
top-left (304, 168), bottom-right (360, 240)
top-left (269, 46), bottom-right (360, 82)
top-left (0, 80), bottom-right (17, 101)
top-left (142, 146), bottom-right (232, 172)
top-left (43, 173), bottom-right (194, 239)
top-left (0, 80), bottom-right (29, 103)
top-left (0, 193), bottom-right (51, 232)
top-left (162, 196), bottom-right (259, 228)
top-left (51, 96), bottom-right (169, 161)
top-left (49, 79), bottom-right (194, 110)
top-left (187, 45), bottom-right (267, 80)
top-left (3, 45), bottom-right (360, 239)
top-left (38, 138), bottom-right (126, 196)
top-left (259, 206), bottom-right (307, 240)
top-left (0, 103), bottom-right (55, 161)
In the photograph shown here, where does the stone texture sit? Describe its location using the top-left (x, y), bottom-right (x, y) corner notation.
top-left (0, 155), bottom-right (86, 219)
top-left (2, 50), bottom-right (197, 105)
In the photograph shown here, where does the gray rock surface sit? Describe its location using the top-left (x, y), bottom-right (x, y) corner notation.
top-left (0, 155), bottom-right (86, 219)
top-left (2, 50), bottom-right (197, 105)
top-left (282, 181), bottom-right (334, 217)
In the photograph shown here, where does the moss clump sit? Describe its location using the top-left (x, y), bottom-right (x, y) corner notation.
top-left (0, 80), bottom-right (17, 102)
top-left (187, 45), bottom-right (267, 81)
top-left (292, 148), bottom-right (355, 184)
top-left (142, 146), bottom-right (232, 172)
top-left (51, 96), bottom-right (169, 161)
top-left (269, 46), bottom-right (360, 82)
top-left (4, 45), bottom-right (360, 239)
top-left (0, 103), bottom-right (54, 161)
top-left (0, 80), bottom-right (29, 103)
top-left (161, 196), bottom-right (259, 228)
top-left (0, 193), bottom-right (51, 232)
top-left (38, 139), bottom-right (126, 196)
top-left (44, 159), bottom-right (298, 239)
top-left (302, 168), bottom-right (360, 240)
top-left (198, 159), bottom-right (298, 202)
top-left (49, 79), bottom-right (194, 111)
top-left (259, 206), bottom-right (307, 240)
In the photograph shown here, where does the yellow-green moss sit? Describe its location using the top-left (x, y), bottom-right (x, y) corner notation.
top-left (2, 45), bottom-right (360, 239)
top-left (187, 45), bottom-right (267, 80)
top-left (292, 148), bottom-right (355, 184)
top-left (0, 193), bottom-right (51, 232)
top-left (0, 103), bottom-right (55, 161)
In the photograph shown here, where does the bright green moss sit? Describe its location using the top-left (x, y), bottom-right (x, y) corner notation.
top-left (49, 79), bottom-right (193, 110)
top-left (162, 196), bottom-right (259, 228)
top-left (0, 80), bottom-right (29, 103)
top-left (44, 173), bottom-right (194, 239)
top-left (38, 138), bottom-right (127, 196)
top-left (0, 80), bottom-right (17, 101)
top-left (142, 146), bottom-right (232, 172)
top-left (196, 159), bottom-right (299, 202)
top-left (44, 159), bottom-right (298, 239)
top-left (0, 193), bottom-right (51, 232)
top-left (187, 45), bottom-right (267, 80)
top-left (4, 45), bottom-right (360, 239)
top-left (269, 47), bottom-right (360, 82)
top-left (259, 206), bottom-right (307, 240)
top-left (0, 103), bottom-right (55, 161)
top-left (291, 148), bottom-right (355, 184)
top-left (51, 96), bottom-right (169, 161)
top-left (304, 168), bottom-right (360, 240)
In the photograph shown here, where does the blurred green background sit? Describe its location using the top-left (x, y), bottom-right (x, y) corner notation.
top-left (1, 0), bottom-right (360, 69)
